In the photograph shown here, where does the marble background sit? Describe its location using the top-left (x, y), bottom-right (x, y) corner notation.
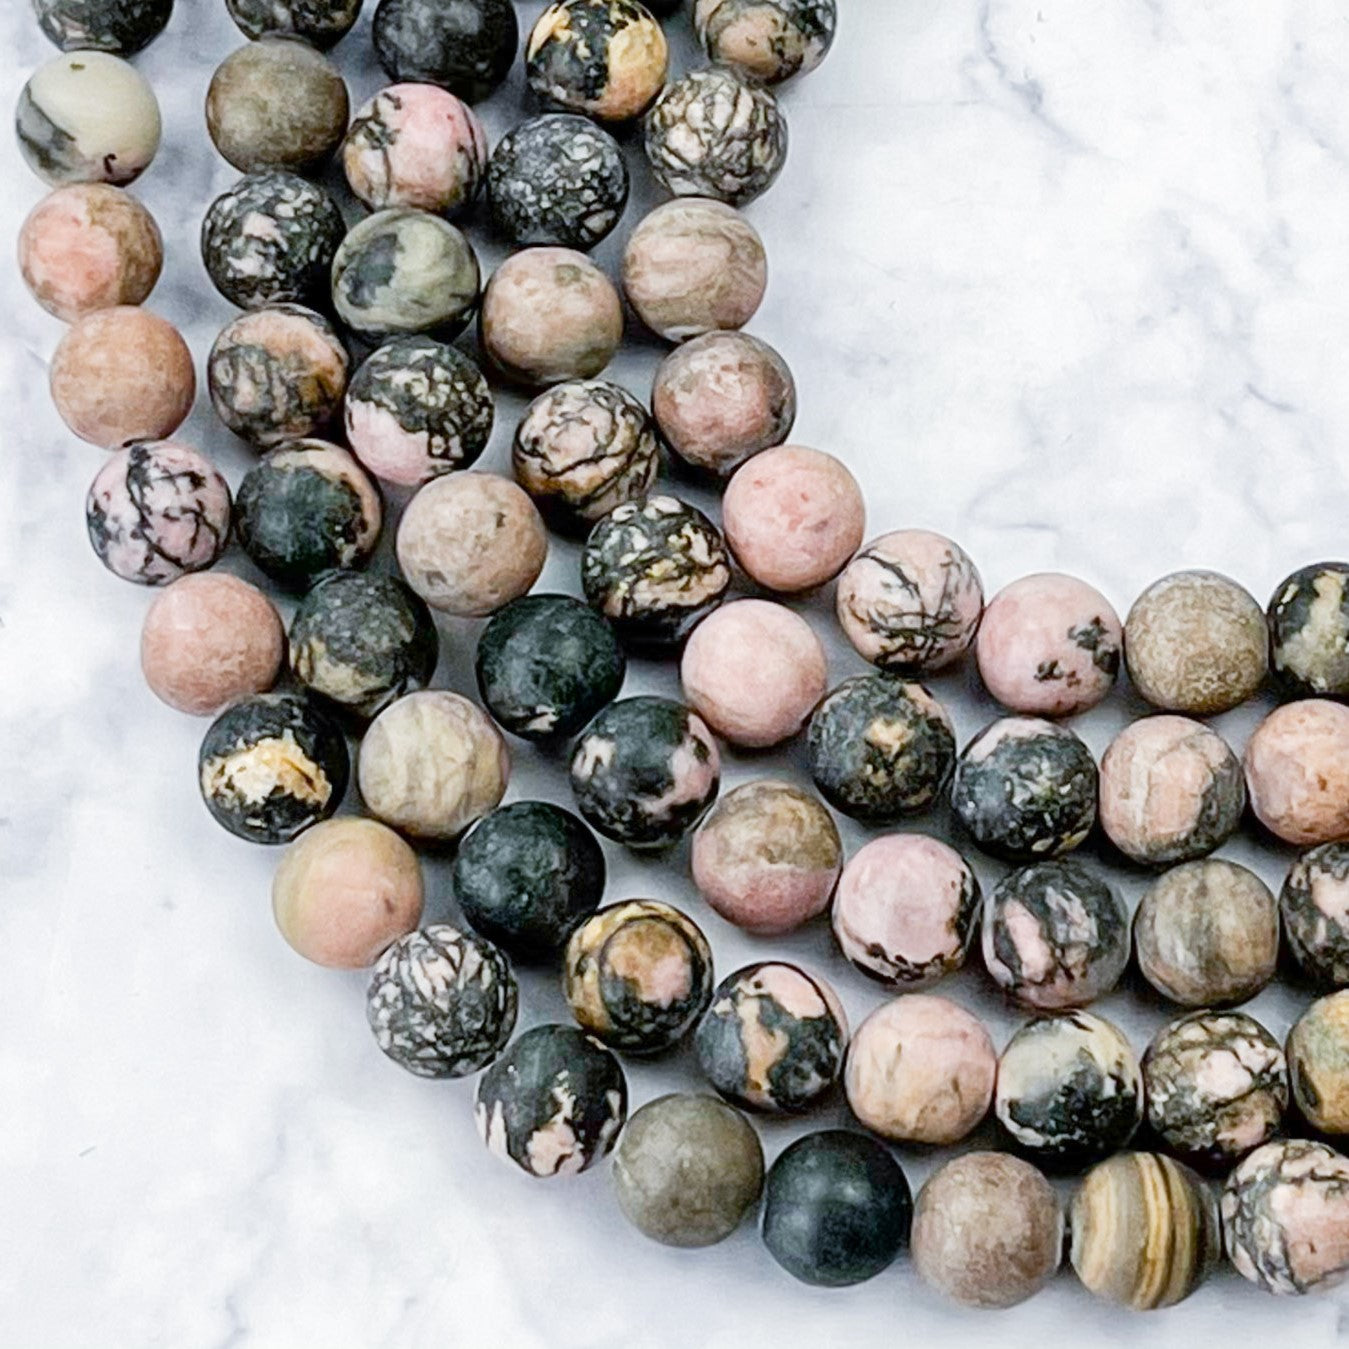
top-left (4, 2), bottom-right (1349, 1346)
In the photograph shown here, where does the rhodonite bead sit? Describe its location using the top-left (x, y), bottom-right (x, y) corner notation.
top-left (1267, 561), bottom-right (1349, 698)
top-left (1287, 991), bottom-right (1349, 1135)
top-left (372, 0), bottom-right (518, 103)
top-left (226, 0), bottom-right (362, 46)
top-left (1282, 843), bottom-right (1349, 986)
top-left (1244, 700), bottom-right (1349, 846)
top-left (694, 0), bottom-right (837, 84)
top-left (34, 0), bottom-right (173, 55)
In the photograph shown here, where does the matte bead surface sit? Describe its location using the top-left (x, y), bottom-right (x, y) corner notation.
top-left (1244, 700), bottom-right (1349, 846)
top-left (372, 0), bottom-right (519, 103)
top-left (694, 0), bottom-right (837, 84)
top-left (1287, 991), bottom-right (1349, 1134)
top-left (35, 0), bottom-right (173, 55)
top-left (1282, 843), bottom-right (1349, 987)
top-left (1268, 562), bottom-right (1349, 698)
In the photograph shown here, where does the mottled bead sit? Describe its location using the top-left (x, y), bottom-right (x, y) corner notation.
top-left (366, 924), bottom-right (517, 1077)
top-left (1287, 992), bottom-right (1349, 1135)
top-left (475, 1024), bottom-right (627, 1178)
top-left (1268, 562), bottom-right (1349, 698)
top-left (1282, 843), bottom-right (1349, 987)
top-left (34, 0), bottom-right (173, 55)
top-left (694, 0), bottom-right (836, 84)
top-left (695, 962), bottom-right (847, 1112)
top-left (982, 860), bottom-right (1129, 1010)
top-left (373, 0), bottom-right (519, 103)
top-left (1244, 700), bottom-right (1349, 846)
top-left (225, 0), bottom-right (362, 47)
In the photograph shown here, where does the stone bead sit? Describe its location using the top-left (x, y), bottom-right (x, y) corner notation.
top-left (225, 0), bottom-right (362, 47)
top-left (1134, 859), bottom-right (1279, 1007)
top-left (1282, 843), bottom-right (1349, 987)
top-left (1222, 1139), bottom-right (1349, 1295)
top-left (273, 817), bottom-right (423, 967)
top-left (975, 572), bottom-right (1122, 716)
top-left (651, 331), bottom-right (796, 477)
top-left (1143, 1011), bottom-right (1287, 1167)
top-left (722, 444), bottom-right (864, 592)
top-left (1244, 700), bottom-right (1349, 846)
top-left (366, 924), bottom-right (516, 1078)
top-left (622, 199), bottom-right (767, 342)
top-left (564, 900), bottom-right (714, 1054)
top-left (1124, 569), bottom-right (1268, 714)
top-left (695, 961), bottom-right (847, 1112)
top-left (140, 573), bottom-right (284, 716)
top-left (480, 248), bottom-right (622, 387)
top-left (1287, 992), bottom-right (1349, 1135)
top-left (832, 834), bottom-right (978, 989)
top-left (35, 0), bottom-right (173, 55)
top-left (205, 38), bottom-right (348, 174)
top-left (1069, 1153), bottom-right (1220, 1309)
top-left (396, 472), bottom-right (547, 618)
top-left (612, 1094), bottom-right (763, 1248)
top-left (982, 860), bottom-right (1129, 1010)
top-left (761, 1131), bottom-right (911, 1287)
top-left (1098, 715), bottom-right (1245, 865)
top-left (691, 780), bottom-right (841, 935)
top-left (694, 0), bottom-right (837, 84)
top-left (19, 183), bottom-right (161, 322)
top-left (844, 994), bottom-right (995, 1145)
top-left (51, 306), bottom-right (193, 446)
top-left (911, 1152), bottom-right (1062, 1309)
top-left (371, 0), bottom-right (518, 103)
top-left (358, 691), bottom-right (509, 841)
top-left (1268, 562), bottom-right (1349, 698)
top-left (808, 675), bottom-right (955, 824)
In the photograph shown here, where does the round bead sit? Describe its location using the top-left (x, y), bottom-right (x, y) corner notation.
top-left (273, 818), bottom-right (423, 967)
top-left (366, 924), bottom-right (517, 1077)
top-left (570, 696), bottom-right (720, 849)
top-left (910, 1152), bottom-right (1062, 1309)
top-left (331, 208), bottom-right (479, 341)
top-left (951, 716), bottom-right (1098, 861)
top-left (525, 0), bottom-right (668, 123)
top-left (396, 472), bottom-right (547, 618)
top-left (691, 780), bottom-right (841, 935)
top-left (86, 440), bottom-right (230, 586)
top-left (994, 1011), bottom-right (1142, 1167)
top-left (832, 834), bottom-right (978, 989)
top-left (342, 83), bottom-right (486, 215)
top-left (1245, 699), bottom-right (1349, 846)
top-left (761, 1131), bottom-right (911, 1288)
top-left (475, 594), bottom-right (625, 741)
top-left (234, 441), bottom-right (382, 592)
top-left (140, 573), bottom-right (284, 716)
top-left (808, 674), bottom-right (955, 823)
top-left (226, 0), bottom-right (362, 46)
top-left (1069, 1153), bottom-right (1220, 1309)
top-left (694, 0), bottom-right (836, 84)
top-left (51, 306), bottom-right (193, 446)
top-left (358, 690), bottom-right (508, 841)
top-left (564, 900), bottom-right (714, 1054)
top-left (453, 801), bottom-right (605, 961)
top-left (835, 528), bottom-right (983, 672)
top-left (19, 183), bottom-right (161, 322)
top-left (34, 0), bottom-right (173, 55)
top-left (480, 248), bottom-right (622, 386)
top-left (372, 0), bottom-right (518, 103)
top-left (1222, 1139), bottom-right (1349, 1294)
top-left (975, 572), bottom-right (1122, 716)
top-left (201, 171), bottom-right (344, 310)
top-left (1142, 1011), bottom-right (1287, 1167)
top-left (1282, 843), bottom-right (1349, 987)
top-left (17, 51), bottom-right (160, 186)
top-left (487, 114), bottom-right (628, 251)
top-left (982, 860), bottom-right (1129, 1010)
top-left (511, 379), bottom-right (659, 531)
top-left (723, 445), bottom-right (864, 592)
top-left (1125, 569), bottom-right (1268, 714)
top-left (205, 37), bottom-right (348, 174)
top-left (198, 691), bottom-right (349, 844)
top-left (613, 1094), bottom-right (763, 1248)
top-left (695, 961), bottom-right (847, 1112)
top-left (622, 198), bottom-right (767, 342)
top-left (207, 305), bottom-right (348, 449)
top-left (1268, 562), bottom-right (1349, 698)
top-left (581, 496), bottom-right (731, 650)
top-left (474, 1024), bottom-right (627, 1178)
top-left (1287, 992), bottom-right (1349, 1134)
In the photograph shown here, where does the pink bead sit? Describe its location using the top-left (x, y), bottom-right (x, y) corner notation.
top-left (1245, 700), bottom-right (1349, 845)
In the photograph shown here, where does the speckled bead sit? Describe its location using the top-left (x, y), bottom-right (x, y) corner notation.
top-left (982, 860), bottom-right (1129, 1010)
top-left (366, 924), bottom-right (517, 1077)
top-left (1134, 859), bottom-right (1279, 1007)
top-left (1287, 992), bottom-right (1349, 1135)
top-left (372, 0), bottom-right (519, 103)
top-left (198, 691), bottom-right (349, 844)
top-left (1245, 700), bottom-right (1349, 846)
top-left (86, 440), bottom-right (230, 586)
top-left (453, 801), bottom-right (605, 961)
top-left (1268, 562), bottom-right (1349, 698)
top-left (581, 496), bottom-right (731, 650)
top-left (951, 716), bottom-right (1098, 861)
top-left (569, 696), bottom-right (720, 849)
top-left (233, 441), bottom-right (382, 592)
top-left (512, 380), bottom-right (659, 531)
top-left (1282, 844), bottom-right (1349, 987)
top-left (475, 1024), bottom-right (627, 1178)
top-left (1222, 1139), bottom-right (1349, 1295)
top-left (1069, 1153), bottom-right (1220, 1309)
top-left (694, 0), bottom-right (836, 84)
top-left (225, 0), bottom-right (362, 47)
top-left (34, 0), bottom-right (173, 55)
top-left (807, 674), bottom-right (956, 823)
top-left (1142, 1011), bottom-right (1287, 1167)
top-left (832, 834), bottom-right (978, 989)
top-left (695, 962), bottom-right (847, 1113)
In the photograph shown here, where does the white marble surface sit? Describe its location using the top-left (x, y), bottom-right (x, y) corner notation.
top-left (4, 2), bottom-right (1349, 1346)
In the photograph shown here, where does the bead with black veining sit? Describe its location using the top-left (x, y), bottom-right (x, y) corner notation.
top-left (373, 0), bottom-right (519, 103)
top-left (1282, 842), bottom-right (1349, 987)
top-left (1267, 561), bottom-right (1349, 698)
top-left (694, 0), bottom-right (837, 84)
top-left (34, 0), bottom-right (173, 55)
top-left (226, 0), bottom-right (363, 50)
